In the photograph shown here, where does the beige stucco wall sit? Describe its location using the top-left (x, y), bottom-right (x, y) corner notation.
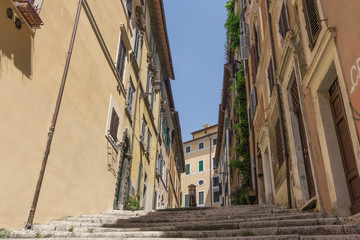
top-left (0, 0), bottom-right (135, 228)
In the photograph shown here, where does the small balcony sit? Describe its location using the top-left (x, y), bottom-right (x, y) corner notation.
top-left (13, 0), bottom-right (43, 28)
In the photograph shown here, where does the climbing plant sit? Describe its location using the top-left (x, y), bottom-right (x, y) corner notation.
top-left (229, 64), bottom-right (251, 204)
top-left (224, 0), bottom-right (240, 51)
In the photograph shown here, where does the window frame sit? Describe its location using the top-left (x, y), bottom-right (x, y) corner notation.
top-left (105, 95), bottom-right (121, 148)
top-left (126, 79), bottom-right (135, 114)
top-left (185, 145), bottom-right (191, 153)
top-left (198, 141), bottom-right (205, 150)
top-left (212, 138), bottom-right (217, 146)
top-left (212, 175), bottom-right (221, 204)
top-left (141, 117), bottom-right (147, 144)
top-left (116, 37), bottom-right (127, 80)
top-left (198, 160), bottom-right (204, 172)
top-left (198, 191), bottom-right (205, 206)
top-left (147, 130), bottom-right (152, 154)
top-left (185, 163), bottom-right (190, 175)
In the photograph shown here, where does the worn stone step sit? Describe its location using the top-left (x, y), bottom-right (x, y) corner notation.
top-left (34, 217), bottom-right (342, 233)
top-left (41, 212), bottom-right (324, 230)
top-left (64, 212), bottom-right (320, 225)
top-left (10, 224), bottom-right (360, 238)
top-left (7, 236), bottom-right (360, 240)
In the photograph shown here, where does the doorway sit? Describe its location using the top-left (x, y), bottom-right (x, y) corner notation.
top-left (329, 79), bottom-right (360, 214)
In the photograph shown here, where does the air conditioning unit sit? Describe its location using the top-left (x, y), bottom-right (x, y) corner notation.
top-left (240, 20), bottom-right (250, 60)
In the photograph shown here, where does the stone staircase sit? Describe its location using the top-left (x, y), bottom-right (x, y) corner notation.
top-left (8, 205), bottom-right (360, 239)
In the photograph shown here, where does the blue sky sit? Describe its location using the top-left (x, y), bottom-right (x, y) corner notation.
top-left (163, 0), bottom-right (228, 142)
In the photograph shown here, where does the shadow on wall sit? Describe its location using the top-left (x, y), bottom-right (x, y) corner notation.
top-left (0, 4), bottom-right (33, 79)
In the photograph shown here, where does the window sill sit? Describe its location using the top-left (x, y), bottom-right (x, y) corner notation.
top-left (105, 135), bottom-right (120, 153)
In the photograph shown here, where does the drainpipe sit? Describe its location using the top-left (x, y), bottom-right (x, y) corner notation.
top-left (265, 0), bottom-right (292, 208)
top-left (25, 0), bottom-right (83, 229)
top-left (207, 135), bottom-right (213, 207)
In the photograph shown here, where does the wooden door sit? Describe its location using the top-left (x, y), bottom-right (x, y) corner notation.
top-left (291, 81), bottom-right (316, 198)
top-left (330, 79), bottom-right (360, 214)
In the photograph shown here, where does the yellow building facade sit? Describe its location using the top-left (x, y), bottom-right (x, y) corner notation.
top-left (181, 125), bottom-right (220, 207)
top-left (0, 0), bottom-right (183, 229)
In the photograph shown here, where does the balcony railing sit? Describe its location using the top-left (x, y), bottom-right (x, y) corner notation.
top-left (13, 0), bottom-right (43, 28)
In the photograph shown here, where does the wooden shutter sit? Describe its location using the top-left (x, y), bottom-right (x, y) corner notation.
top-left (303, 0), bottom-right (321, 49)
top-left (275, 120), bottom-right (284, 167)
top-left (185, 194), bottom-right (189, 207)
top-left (279, 3), bottom-right (289, 38)
top-left (268, 59), bottom-right (274, 96)
top-left (199, 161), bottom-right (204, 172)
top-left (110, 109), bottom-right (119, 141)
top-left (117, 39), bottom-right (126, 78)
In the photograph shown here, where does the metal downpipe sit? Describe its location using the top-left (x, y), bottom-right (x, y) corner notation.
top-left (25, 0), bottom-right (83, 229)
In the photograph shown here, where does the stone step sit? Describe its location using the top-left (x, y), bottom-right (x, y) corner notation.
top-left (64, 212), bottom-right (320, 224)
top-left (100, 208), bottom-right (300, 219)
top-left (40, 213), bottom-right (324, 229)
top-left (7, 236), bottom-right (360, 240)
top-left (10, 224), bottom-right (360, 238)
top-left (33, 217), bottom-right (342, 233)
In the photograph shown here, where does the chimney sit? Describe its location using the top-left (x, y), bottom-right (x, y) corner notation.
top-left (203, 124), bottom-right (211, 128)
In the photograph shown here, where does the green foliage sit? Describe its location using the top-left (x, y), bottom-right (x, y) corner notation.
top-left (123, 194), bottom-right (141, 211)
top-left (67, 225), bottom-right (74, 232)
top-left (231, 186), bottom-right (250, 205)
top-left (239, 228), bottom-right (255, 236)
top-left (229, 64), bottom-right (252, 205)
top-left (35, 231), bottom-right (41, 238)
top-left (0, 229), bottom-right (10, 238)
top-left (230, 64), bottom-right (251, 191)
top-left (224, 0), bottom-right (240, 50)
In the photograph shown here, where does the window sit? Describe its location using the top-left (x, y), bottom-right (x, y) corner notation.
top-left (147, 130), bottom-right (152, 153)
top-left (185, 163), bottom-right (190, 175)
top-left (126, 0), bottom-right (133, 18)
top-left (198, 179), bottom-right (205, 187)
top-left (184, 194), bottom-right (189, 207)
top-left (116, 38), bottom-right (127, 79)
top-left (212, 176), bottom-right (220, 203)
top-left (150, 87), bottom-right (155, 111)
top-left (185, 146), bottom-right (191, 153)
top-left (180, 192), bottom-right (182, 206)
top-left (302, 0), bottom-right (321, 49)
top-left (275, 120), bottom-right (284, 167)
top-left (126, 81), bottom-right (134, 114)
top-left (109, 109), bottom-right (120, 142)
top-left (141, 118), bottom-right (147, 144)
top-left (212, 157), bottom-right (219, 169)
top-left (134, 28), bottom-right (140, 61)
top-left (212, 138), bottom-right (217, 146)
top-left (198, 142), bottom-right (204, 150)
top-left (198, 160), bottom-right (204, 172)
top-left (146, 68), bottom-right (151, 95)
top-left (137, 161), bottom-right (143, 194)
top-left (106, 96), bottom-right (121, 147)
top-left (278, 2), bottom-right (289, 39)
top-left (198, 191), bottom-right (205, 206)
top-left (268, 58), bottom-right (275, 97)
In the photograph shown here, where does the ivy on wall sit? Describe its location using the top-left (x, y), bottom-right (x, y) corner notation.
top-left (230, 65), bottom-right (251, 205)
top-left (224, 0), bottom-right (240, 51)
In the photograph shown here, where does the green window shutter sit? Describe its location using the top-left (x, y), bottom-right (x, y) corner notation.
top-left (199, 161), bottom-right (203, 172)
top-left (185, 164), bottom-right (190, 175)
top-left (185, 194), bottom-right (189, 207)
top-left (180, 192), bottom-right (182, 206)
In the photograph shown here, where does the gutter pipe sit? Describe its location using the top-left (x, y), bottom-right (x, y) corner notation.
top-left (25, 0), bottom-right (83, 229)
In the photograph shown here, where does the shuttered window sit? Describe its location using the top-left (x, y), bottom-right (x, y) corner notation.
top-left (268, 58), bottom-right (275, 96)
top-left (116, 39), bottom-right (126, 79)
top-left (185, 164), bottom-right (190, 175)
top-left (199, 160), bottom-right (204, 172)
top-left (184, 194), bottom-right (189, 207)
top-left (198, 191), bottom-right (204, 205)
top-left (278, 2), bottom-right (289, 39)
top-left (109, 109), bottom-right (119, 142)
top-left (275, 120), bottom-right (285, 167)
top-left (134, 28), bottom-right (140, 61)
top-left (302, 0), bottom-right (321, 49)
